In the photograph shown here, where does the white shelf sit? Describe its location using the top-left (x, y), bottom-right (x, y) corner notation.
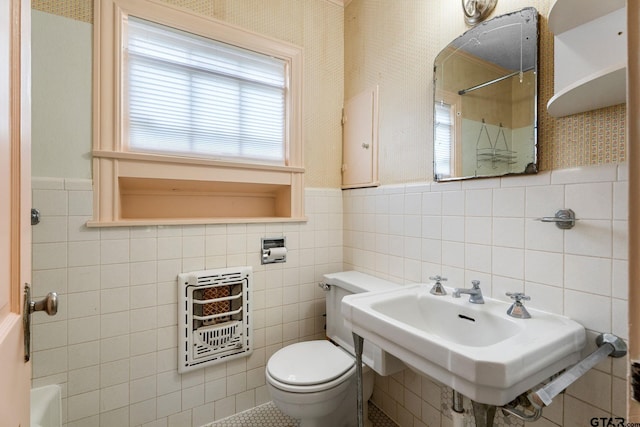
top-left (547, 63), bottom-right (626, 117)
top-left (546, 0), bottom-right (627, 117)
top-left (548, 0), bottom-right (625, 33)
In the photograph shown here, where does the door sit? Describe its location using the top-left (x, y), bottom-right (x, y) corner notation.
top-left (628, 1), bottom-right (640, 422)
top-left (0, 0), bottom-right (31, 425)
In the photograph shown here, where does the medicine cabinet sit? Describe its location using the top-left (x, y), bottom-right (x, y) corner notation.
top-left (433, 7), bottom-right (539, 181)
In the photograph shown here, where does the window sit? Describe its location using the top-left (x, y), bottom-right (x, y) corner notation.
top-left (125, 17), bottom-right (287, 165)
top-left (433, 90), bottom-right (461, 180)
top-left (92, 0), bottom-right (304, 226)
top-left (434, 101), bottom-right (453, 179)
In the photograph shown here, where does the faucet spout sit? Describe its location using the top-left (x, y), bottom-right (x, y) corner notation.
top-left (452, 280), bottom-right (484, 304)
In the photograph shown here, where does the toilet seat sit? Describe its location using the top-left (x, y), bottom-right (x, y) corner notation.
top-left (266, 340), bottom-right (356, 393)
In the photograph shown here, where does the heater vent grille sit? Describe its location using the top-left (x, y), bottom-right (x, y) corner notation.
top-left (178, 266), bottom-right (252, 373)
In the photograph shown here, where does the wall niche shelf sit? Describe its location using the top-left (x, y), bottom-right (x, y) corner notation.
top-left (546, 0), bottom-right (626, 117)
top-left (88, 152), bottom-right (306, 227)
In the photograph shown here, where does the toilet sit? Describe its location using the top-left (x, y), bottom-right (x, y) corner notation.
top-left (265, 271), bottom-right (404, 427)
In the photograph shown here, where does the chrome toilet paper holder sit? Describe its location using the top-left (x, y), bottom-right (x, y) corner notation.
top-left (261, 237), bottom-right (287, 264)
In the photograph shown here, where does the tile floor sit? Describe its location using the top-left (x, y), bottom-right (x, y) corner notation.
top-left (207, 401), bottom-right (398, 427)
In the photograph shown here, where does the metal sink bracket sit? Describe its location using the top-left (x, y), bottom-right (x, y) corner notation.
top-left (501, 333), bottom-right (627, 422)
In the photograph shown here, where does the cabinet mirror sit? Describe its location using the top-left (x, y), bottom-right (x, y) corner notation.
top-left (433, 7), bottom-right (538, 181)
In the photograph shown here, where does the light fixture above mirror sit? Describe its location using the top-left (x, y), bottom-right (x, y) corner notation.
top-left (462, 0), bottom-right (498, 26)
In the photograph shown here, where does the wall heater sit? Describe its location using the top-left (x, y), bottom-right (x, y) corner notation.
top-left (178, 266), bottom-right (252, 373)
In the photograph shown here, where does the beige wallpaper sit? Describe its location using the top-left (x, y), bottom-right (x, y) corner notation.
top-left (33, 0), bottom-right (627, 187)
top-left (31, 0), bottom-right (345, 188)
top-left (32, 0), bottom-right (93, 23)
top-left (345, 0), bottom-right (627, 184)
top-left (345, 0), bottom-right (434, 184)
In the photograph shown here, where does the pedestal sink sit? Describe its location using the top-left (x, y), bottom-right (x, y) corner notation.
top-left (341, 283), bottom-right (586, 406)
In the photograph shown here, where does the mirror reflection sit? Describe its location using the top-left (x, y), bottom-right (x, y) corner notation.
top-left (433, 7), bottom-right (538, 181)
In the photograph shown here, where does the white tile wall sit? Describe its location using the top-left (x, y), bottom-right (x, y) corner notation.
top-left (31, 164), bottom-right (628, 427)
top-left (31, 180), bottom-right (343, 427)
top-left (343, 164), bottom-right (628, 427)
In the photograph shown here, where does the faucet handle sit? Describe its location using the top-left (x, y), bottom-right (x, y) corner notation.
top-left (506, 292), bottom-right (531, 319)
top-left (506, 292), bottom-right (530, 302)
top-left (428, 276), bottom-right (448, 296)
top-left (471, 280), bottom-right (481, 288)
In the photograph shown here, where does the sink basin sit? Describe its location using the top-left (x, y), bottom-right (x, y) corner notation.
top-left (341, 284), bottom-right (586, 406)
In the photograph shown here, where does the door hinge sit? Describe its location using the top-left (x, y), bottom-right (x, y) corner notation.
top-left (341, 108), bottom-right (346, 126)
top-left (341, 164), bottom-right (347, 173)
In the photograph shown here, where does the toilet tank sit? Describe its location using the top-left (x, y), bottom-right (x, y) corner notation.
top-left (322, 271), bottom-right (405, 376)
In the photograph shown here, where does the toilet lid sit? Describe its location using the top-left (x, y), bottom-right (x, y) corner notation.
top-left (267, 340), bottom-right (354, 386)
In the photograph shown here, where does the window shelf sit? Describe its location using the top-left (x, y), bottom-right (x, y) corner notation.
top-left (88, 154), bottom-right (305, 227)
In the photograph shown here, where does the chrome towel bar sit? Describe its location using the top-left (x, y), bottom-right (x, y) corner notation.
top-left (534, 208), bottom-right (578, 229)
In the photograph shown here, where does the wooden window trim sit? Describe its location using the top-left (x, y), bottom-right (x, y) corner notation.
top-left (91, 0), bottom-right (305, 226)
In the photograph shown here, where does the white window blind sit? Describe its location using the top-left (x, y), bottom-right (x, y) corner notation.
top-left (124, 17), bottom-right (288, 165)
top-left (434, 101), bottom-right (453, 179)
